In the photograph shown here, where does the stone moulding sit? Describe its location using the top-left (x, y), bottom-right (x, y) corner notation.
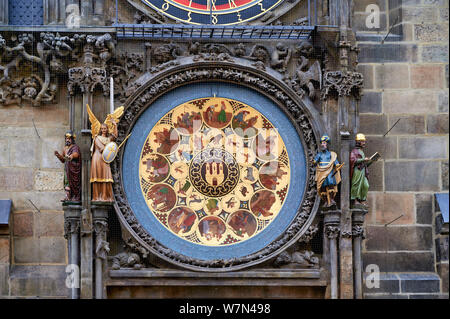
top-left (110, 60), bottom-right (323, 272)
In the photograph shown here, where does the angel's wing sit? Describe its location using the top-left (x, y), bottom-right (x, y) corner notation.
top-left (86, 103), bottom-right (100, 137)
top-left (105, 106), bottom-right (124, 133)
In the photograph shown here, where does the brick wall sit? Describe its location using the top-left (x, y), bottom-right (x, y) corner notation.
top-left (356, 0), bottom-right (449, 298)
top-left (0, 101), bottom-right (70, 298)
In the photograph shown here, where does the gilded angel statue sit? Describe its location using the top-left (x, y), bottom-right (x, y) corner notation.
top-left (87, 104), bottom-right (124, 202)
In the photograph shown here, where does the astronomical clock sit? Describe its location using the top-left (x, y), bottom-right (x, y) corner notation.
top-left (137, 0), bottom-right (302, 25)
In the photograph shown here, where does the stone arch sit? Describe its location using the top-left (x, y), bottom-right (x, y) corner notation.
top-left (111, 60), bottom-right (324, 271)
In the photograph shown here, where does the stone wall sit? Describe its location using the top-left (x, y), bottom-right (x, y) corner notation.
top-left (0, 95), bottom-right (70, 298)
top-left (356, 0), bottom-right (449, 298)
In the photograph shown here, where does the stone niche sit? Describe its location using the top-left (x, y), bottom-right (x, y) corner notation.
top-left (43, 0), bottom-right (107, 26)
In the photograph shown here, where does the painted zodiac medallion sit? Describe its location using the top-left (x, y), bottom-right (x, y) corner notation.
top-left (139, 97), bottom-right (291, 246)
top-left (189, 148), bottom-right (240, 197)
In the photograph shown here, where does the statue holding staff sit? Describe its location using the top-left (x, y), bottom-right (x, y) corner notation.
top-left (312, 135), bottom-right (343, 207)
top-left (54, 130), bottom-right (82, 202)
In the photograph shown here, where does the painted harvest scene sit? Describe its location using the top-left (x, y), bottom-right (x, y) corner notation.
top-left (139, 97), bottom-right (291, 246)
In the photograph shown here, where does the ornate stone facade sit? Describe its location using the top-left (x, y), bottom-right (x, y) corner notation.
top-left (0, 0), bottom-right (447, 300)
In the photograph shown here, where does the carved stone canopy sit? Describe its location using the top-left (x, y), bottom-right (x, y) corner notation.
top-left (111, 60), bottom-right (322, 271)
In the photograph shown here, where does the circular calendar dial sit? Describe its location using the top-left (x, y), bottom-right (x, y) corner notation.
top-left (139, 97), bottom-right (291, 246)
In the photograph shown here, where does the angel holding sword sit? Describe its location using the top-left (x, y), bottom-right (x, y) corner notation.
top-left (87, 104), bottom-right (124, 202)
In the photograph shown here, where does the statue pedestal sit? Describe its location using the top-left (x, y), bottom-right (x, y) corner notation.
top-left (63, 202), bottom-right (82, 299)
top-left (322, 209), bottom-right (341, 299)
top-left (351, 208), bottom-right (368, 299)
top-left (91, 201), bottom-right (113, 299)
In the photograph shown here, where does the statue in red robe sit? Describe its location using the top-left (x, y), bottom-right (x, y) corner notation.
top-left (54, 131), bottom-right (81, 202)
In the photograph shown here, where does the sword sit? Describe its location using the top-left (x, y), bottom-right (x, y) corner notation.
top-left (117, 133), bottom-right (132, 150)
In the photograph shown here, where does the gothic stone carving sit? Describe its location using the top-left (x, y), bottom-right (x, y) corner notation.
top-left (94, 219), bottom-right (110, 260)
top-left (67, 33), bottom-right (116, 96)
top-left (0, 33), bottom-right (73, 106)
top-left (64, 218), bottom-right (80, 240)
top-left (321, 70), bottom-right (364, 100)
top-left (111, 252), bottom-right (142, 270)
top-left (298, 223), bottom-right (319, 243)
top-left (325, 225), bottom-right (340, 239)
top-left (284, 41), bottom-right (321, 100)
top-left (136, 41), bottom-right (323, 105)
top-left (273, 250), bottom-right (319, 268)
top-left (111, 63), bottom-right (320, 271)
top-left (190, 43), bottom-right (235, 63)
top-left (68, 67), bottom-right (109, 95)
top-left (110, 237), bottom-right (151, 270)
top-left (270, 42), bottom-right (292, 74)
top-left (108, 52), bottom-right (145, 103)
top-left (352, 225), bottom-right (365, 238)
top-left (0, 32), bottom-right (116, 104)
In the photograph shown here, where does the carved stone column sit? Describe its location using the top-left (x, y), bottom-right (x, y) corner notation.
top-left (323, 209), bottom-right (341, 299)
top-left (320, 0), bottom-right (363, 299)
top-left (63, 203), bottom-right (82, 299)
top-left (66, 34), bottom-right (114, 298)
top-left (92, 202), bottom-right (111, 299)
top-left (92, 0), bottom-right (105, 25)
top-left (0, 0), bottom-right (8, 25)
top-left (351, 208), bottom-right (368, 299)
top-left (79, 0), bottom-right (106, 26)
top-left (338, 132), bottom-right (354, 299)
top-left (43, 0), bottom-right (67, 25)
top-left (79, 129), bottom-right (93, 299)
top-left (145, 42), bottom-right (152, 72)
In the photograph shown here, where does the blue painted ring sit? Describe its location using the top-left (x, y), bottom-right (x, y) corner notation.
top-left (122, 82), bottom-right (307, 260)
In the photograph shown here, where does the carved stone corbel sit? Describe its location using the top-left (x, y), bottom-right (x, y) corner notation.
top-left (321, 70), bottom-right (364, 100)
top-left (326, 225), bottom-right (341, 239)
top-left (273, 250), bottom-right (319, 268)
top-left (351, 208), bottom-right (368, 299)
top-left (352, 225), bottom-right (365, 238)
top-left (340, 229), bottom-right (353, 238)
top-left (93, 219), bottom-right (109, 260)
top-left (63, 204), bottom-right (82, 299)
top-left (64, 218), bottom-right (81, 240)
